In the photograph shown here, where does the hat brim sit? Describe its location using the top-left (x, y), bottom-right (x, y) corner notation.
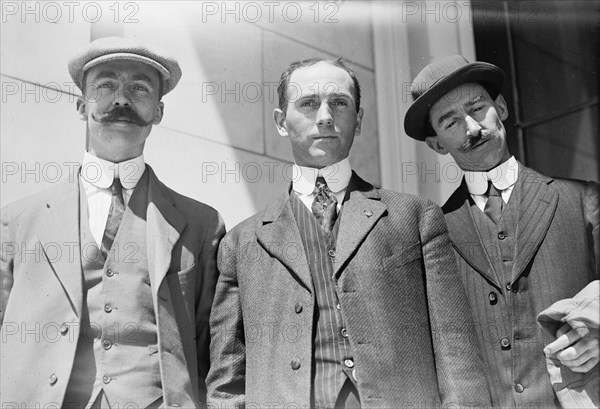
top-left (404, 63), bottom-right (504, 141)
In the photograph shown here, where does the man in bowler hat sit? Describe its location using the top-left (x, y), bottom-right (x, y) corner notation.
top-left (0, 37), bottom-right (225, 408)
top-left (404, 54), bottom-right (599, 407)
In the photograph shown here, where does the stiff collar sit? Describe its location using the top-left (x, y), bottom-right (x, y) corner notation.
top-left (464, 156), bottom-right (519, 195)
top-left (81, 151), bottom-right (146, 189)
top-left (292, 157), bottom-right (352, 195)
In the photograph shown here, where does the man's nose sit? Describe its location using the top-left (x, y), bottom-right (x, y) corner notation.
top-left (113, 87), bottom-right (131, 106)
top-left (316, 102), bottom-right (333, 127)
top-left (465, 115), bottom-right (482, 136)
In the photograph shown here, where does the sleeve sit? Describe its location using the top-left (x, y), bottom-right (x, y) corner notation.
top-left (583, 181), bottom-right (599, 277)
top-left (0, 205), bottom-right (15, 327)
top-left (196, 211), bottom-right (227, 404)
top-left (419, 200), bottom-right (492, 407)
top-left (205, 231), bottom-right (246, 409)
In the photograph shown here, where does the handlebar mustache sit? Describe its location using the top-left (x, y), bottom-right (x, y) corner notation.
top-left (91, 106), bottom-right (154, 127)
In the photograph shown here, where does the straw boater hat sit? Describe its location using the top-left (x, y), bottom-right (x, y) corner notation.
top-left (68, 36), bottom-right (182, 96)
top-left (404, 55), bottom-right (504, 141)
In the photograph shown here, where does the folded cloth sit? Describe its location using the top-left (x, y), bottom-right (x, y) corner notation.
top-left (537, 280), bottom-right (600, 408)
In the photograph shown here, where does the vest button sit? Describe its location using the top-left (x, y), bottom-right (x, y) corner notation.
top-left (102, 375), bottom-right (111, 384)
top-left (295, 303), bottom-right (303, 313)
top-left (344, 358), bottom-right (354, 368)
top-left (102, 339), bottom-right (112, 350)
top-left (106, 269), bottom-right (114, 277)
top-left (505, 282), bottom-right (512, 291)
top-left (488, 292), bottom-right (498, 304)
top-left (500, 337), bottom-right (511, 349)
top-left (104, 304), bottom-right (112, 313)
top-left (498, 232), bottom-right (506, 240)
top-left (341, 328), bottom-right (348, 338)
top-left (291, 359), bottom-right (301, 370)
top-left (60, 323), bottom-right (69, 335)
top-left (49, 374), bottom-right (58, 385)
top-left (515, 383), bottom-right (524, 393)
top-left (328, 249), bottom-right (336, 258)
top-left (336, 303), bottom-right (341, 310)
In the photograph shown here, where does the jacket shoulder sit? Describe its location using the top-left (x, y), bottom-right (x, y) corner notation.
top-left (2, 181), bottom-right (71, 222)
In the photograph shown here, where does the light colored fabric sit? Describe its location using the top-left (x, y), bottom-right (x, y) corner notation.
top-left (538, 280), bottom-right (600, 408)
top-left (292, 157), bottom-right (351, 211)
top-left (465, 155), bottom-right (518, 211)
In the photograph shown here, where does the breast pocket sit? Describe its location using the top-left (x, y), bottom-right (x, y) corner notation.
top-left (382, 243), bottom-right (422, 271)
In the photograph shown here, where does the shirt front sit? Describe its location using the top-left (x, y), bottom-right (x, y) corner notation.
top-left (464, 156), bottom-right (519, 211)
top-left (292, 157), bottom-right (352, 212)
top-left (80, 151), bottom-right (146, 246)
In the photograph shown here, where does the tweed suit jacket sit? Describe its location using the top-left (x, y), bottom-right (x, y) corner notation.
top-left (442, 163), bottom-right (599, 407)
top-left (207, 172), bottom-right (491, 408)
top-left (0, 166), bottom-right (225, 408)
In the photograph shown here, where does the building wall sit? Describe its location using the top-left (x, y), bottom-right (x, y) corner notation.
top-left (1, 1), bottom-right (474, 228)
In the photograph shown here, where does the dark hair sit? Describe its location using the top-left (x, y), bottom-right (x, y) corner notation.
top-left (277, 57), bottom-right (361, 114)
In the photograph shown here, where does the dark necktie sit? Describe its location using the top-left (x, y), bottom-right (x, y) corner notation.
top-left (100, 178), bottom-right (125, 260)
top-left (311, 176), bottom-right (338, 231)
top-left (484, 181), bottom-right (504, 224)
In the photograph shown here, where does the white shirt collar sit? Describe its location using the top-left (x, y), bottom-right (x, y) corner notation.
top-left (292, 157), bottom-right (352, 195)
top-left (464, 156), bottom-right (519, 195)
top-left (81, 151), bottom-right (146, 190)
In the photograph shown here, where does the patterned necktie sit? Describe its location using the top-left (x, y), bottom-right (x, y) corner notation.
top-left (100, 178), bottom-right (125, 259)
top-left (484, 181), bottom-right (504, 224)
top-left (311, 176), bottom-right (338, 231)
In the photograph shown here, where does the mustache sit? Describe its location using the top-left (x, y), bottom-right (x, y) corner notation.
top-left (460, 129), bottom-right (496, 151)
top-left (91, 106), bottom-right (154, 127)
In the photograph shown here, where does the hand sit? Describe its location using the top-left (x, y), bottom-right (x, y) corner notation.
top-left (544, 323), bottom-right (599, 373)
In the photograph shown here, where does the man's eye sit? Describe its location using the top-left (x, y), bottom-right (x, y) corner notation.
top-left (332, 100), bottom-right (348, 107)
top-left (97, 82), bottom-right (116, 89)
top-left (300, 100), bottom-right (316, 107)
top-left (445, 121), bottom-right (456, 130)
top-left (131, 84), bottom-right (149, 92)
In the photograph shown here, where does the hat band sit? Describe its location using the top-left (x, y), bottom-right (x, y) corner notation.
top-left (82, 53), bottom-right (171, 80)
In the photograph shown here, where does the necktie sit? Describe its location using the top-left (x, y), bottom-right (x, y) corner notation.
top-left (484, 181), bottom-right (504, 224)
top-left (101, 178), bottom-right (125, 259)
top-left (311, 176), bottom-right (338, 231)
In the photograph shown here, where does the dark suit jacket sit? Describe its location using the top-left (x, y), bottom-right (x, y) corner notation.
top-left (207, 173), bottom-right (491, 408)
top-left (442, 164), bottom-right (599, 407)
top-left (0, 166), bottom-right (225, 408)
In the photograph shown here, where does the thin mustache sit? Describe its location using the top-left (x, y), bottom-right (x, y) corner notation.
top-left (460, 130), bottom-right (495, 151)
top-left (91, 106), bottom-right (154, 127)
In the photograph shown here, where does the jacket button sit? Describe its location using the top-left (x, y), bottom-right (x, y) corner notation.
top-left (498, 232), bottom-right (506, 240)
top-left (364, 210), bottom-right (373, 217)
top-left (291, 359), bottom-right (301, 370)
top-left (344, 358), bottom-right (354, 368)
top-left (505, 282), bottom-right (512, 291)
top-left (60, 323), bottom-right (69, 335)
top-left (102, 375), bottom-right (111, 384)
top-left (336, 303), bottom-right (341, 310)
top-left (488, 292), bottom-right (498, 305)
top-left (514, 383), bottom-right (524, 393)
top-left (500, 337), bottom-right (511, 349)
top-left (295, 303), bottom-right (303, 314)
top-left (106, 269), bottom-right (114, 277)
top-left (49, 374), bottom-right (58, 385)
top-left (328, 249), bottom-right (336, 258)
top-left (103, 340), bottom-right (112, 350)
top-left (104, 304), bottom-right (112, 313)
top-left (341, 328), bottom-right (348, 338)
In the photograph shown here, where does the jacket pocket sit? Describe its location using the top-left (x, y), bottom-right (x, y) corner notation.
top-left (382, 243), bottom-right (422, 270)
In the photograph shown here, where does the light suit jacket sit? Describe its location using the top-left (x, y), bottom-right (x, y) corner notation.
top-left (0, 166), bottom-right (225, 408)
top-left (207, 173), bottom-right (491, 408)
top-left (442, 163), bottom-right (599, 407)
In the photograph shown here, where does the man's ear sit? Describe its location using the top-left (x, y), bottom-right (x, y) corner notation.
top-left (76, 97), bottom-right (87, 121)
top-left (425, 136), bottom-right (448, 155)
top-left (494, 94), bottom-right (509, 121)
top-left (273, 108), bottom-right (288, 137)
top-left (354, 107), bottom-right (364, 137)
top-left (152, 101), bottom-right (164, 125)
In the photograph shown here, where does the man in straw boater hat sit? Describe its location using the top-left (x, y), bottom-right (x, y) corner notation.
top-left (1, 37), bottom-right (225, 408)
top-left (404, 54), bottom-right (599, 407)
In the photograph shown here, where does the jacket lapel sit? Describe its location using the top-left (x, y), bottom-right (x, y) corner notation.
top-left (333, 173), bottom-right (387, 277)
top-left (36, 177), bottom-right (84, 317)
top-left (511, 165), bottom-right (558, 282)
top-left (444, 181), bottom-right (502, 289)
top-left (256, 190), bottom-right (313, 292)
top-left (145, 166), bottom-right (187, 297)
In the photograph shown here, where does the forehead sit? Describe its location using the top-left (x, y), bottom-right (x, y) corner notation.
top-left (85, 59), bottom-right (161, 84)
top-left (430, 83), bottom-right (490, 115)
top-left (287, 62), bottom-right (354, 98)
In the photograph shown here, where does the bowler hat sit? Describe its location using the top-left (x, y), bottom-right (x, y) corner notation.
top-left (404, 55), bottom-right (504, 141)
top-left (68, 36), bottom-right (182, 96)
